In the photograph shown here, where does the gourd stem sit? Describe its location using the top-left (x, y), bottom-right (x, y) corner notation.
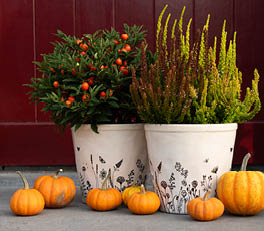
top-left (202, 190), bottom-right (211, 201)
top-left (240, 153), bottom-right (251, 171)
top-left (54, 169), bottom-right (63, 179)
top-left (16, 171), bottom-right (29, 190)
top-left (102, 172), bottom-right (111, 190)
top-left (140, 184), bottom-right (146, 194)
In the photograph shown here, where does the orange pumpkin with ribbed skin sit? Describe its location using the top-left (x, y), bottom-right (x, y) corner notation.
top-left (10, 171), bottom-right (45, 216)
top-left (122, 185), bottom-right (141, 205)
top-left (217, 153), bottom-right (264, 215)
top-left (187, 191), bottom-right (224, 221)
top-left (86, 173), bottom-right (122, 211)
top-left (128, 185), bottom-right (160, 215)
top-left (34, 169), bottom-right (76, 208)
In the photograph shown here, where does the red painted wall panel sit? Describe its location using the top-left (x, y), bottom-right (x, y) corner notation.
top-left (75, 0), bottom-right (113, 36)
top-left (0, 124), bottom-right (74, 165)
top-left (1, 0), bottom-right (264, 165)
top-left (0, 0), bottom-right (35, 122)
top-left (35, 0), bottom-right (75, 122)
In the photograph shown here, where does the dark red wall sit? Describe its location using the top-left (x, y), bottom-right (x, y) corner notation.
top-left (1, 0), bottom-right (264, 165)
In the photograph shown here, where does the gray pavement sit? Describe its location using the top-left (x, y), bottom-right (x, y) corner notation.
top-left (1, 170), bottom-right (264, 231)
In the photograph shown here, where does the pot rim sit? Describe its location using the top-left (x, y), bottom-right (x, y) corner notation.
top-left (144, 123), bottom-right (238, 132)
top-left (72, 123), bottom-right (145, 132)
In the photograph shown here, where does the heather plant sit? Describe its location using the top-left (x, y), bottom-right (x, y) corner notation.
top-left (130, 5), bottom-right (261, 124)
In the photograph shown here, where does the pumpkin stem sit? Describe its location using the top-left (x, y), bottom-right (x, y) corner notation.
top-left (53, 169), bottom-right (63, 179)
top-left (140, 184), bottom-right (146, 194)
top-left (102, 172), bottom-right (111, 190)
top-left (240, 153), bottom-right (251, 171)
top-left (202, 190), bottom-right (211, 201)
top-left (16, 171), bottom-right (29, 190)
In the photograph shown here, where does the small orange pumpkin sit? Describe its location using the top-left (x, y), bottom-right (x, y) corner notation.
top-left (86, 173), bottom-right (122, 211)
top-left (127, 184), bottom-right (160, 215)
top-left (122, 184), bottom-right (141, 206)
top-left (34, 169), bottom-right (76, 208)
top-left (217, 153), bottom-right (264, 215)
top-left (10, 171), bottom-right (45, 216)
top-left (187, 190), bottom-right (224, 221)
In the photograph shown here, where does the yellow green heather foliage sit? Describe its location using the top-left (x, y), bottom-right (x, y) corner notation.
top-left (130, 5), bottom-right (261, 124)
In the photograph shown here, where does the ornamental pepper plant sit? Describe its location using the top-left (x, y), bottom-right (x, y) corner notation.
top-left (130, 6), bottom-right (261, 124)
top-left (26, 25), bottom-right (152, 132)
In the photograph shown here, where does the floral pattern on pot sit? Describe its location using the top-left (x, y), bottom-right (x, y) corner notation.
top-left (72, 124), bottom-right (148, 203)
top-left (78, 152), bottom-right (147, 200)
top-left (149, 158), bottom-right (220, 214)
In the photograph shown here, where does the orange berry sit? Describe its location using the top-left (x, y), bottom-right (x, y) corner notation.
top-left (68, 96), bottom-right (75, 102)
top-left (120, 66), bottom-right (128, 75)
top-left (116, 58), bottom-right (122, 65)
top-left (82, 94), bottom-right (90, 102)
top-left (88, 77), bottom-right (94, 85)
top-left (91, 66), bottom-right (97, 71)
top-left (81, 82), bottom-right (89, 91)
top-left (123, 69), bottom-right (129, 75)
top-left (100, 91), bottom-right (106, 98)
top-left (53, 81), bottom-right (59, 88)
top-left (81, 43), bottom-right (88, 51)
top-left (124, 44), bottom-right (131, 52)
top-left (50, 67), bottom-right (55, 72)
top-left (121, 34), bottom-right (128, 40)
top-left (77, 39), bottom-right (82, 45)
top-left (66, 100), bottom-right (71, 108)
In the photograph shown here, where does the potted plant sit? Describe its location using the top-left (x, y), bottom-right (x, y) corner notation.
top-left (26, 25), bottom-right (151, 202)
top-left (130, 6), bottom-right (261, 214)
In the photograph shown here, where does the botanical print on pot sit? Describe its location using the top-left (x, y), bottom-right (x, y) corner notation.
top-left (145, 123), bottom-right (238, 214)
top-left (150, 158), bottom-right (220, 214)
top-left (78, 152), bottom-right (147, 200)
top-left (72, 124), bottom-right (148, 203)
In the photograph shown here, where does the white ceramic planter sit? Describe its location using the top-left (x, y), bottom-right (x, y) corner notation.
top-left (145, 123), bottom-right (238, 214)
top-left (72, 124), bottom-right (148, 203)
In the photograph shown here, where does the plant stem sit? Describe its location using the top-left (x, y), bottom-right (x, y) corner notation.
top-left (16, 171), bottom-right (29, 190)
top-left (240, 153), bottom-right (251, 171)
top-left (202, 190), bottom-right (211, 201)
top-left (140, 184), bottom-right (146, 194)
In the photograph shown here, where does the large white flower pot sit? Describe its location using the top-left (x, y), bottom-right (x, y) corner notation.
top-left (145, 123), bottom-right (238, 214)
top-left (72, 124), bottom-right (148, 203)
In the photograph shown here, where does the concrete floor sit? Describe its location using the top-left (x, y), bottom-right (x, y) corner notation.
top-left (1, 170), bottom-right (264, 231)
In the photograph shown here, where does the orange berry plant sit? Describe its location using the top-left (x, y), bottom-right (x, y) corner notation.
top-left (26, 25), bottom-right (152, 132)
